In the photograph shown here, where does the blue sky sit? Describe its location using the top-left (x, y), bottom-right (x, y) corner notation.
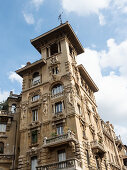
top-left (0, 0), bottom-right (127, 143)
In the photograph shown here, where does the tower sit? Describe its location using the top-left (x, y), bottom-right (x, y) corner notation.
top-left (15, 22), bottom-right (126, 170)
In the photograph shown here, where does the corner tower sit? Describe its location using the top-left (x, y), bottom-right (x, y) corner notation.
top-left (16, 22), bottom-right (106, 170)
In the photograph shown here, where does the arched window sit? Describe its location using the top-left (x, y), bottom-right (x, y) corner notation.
top-left (52, 84), bottom-right (63, 96)
top-left (32, 72), bottom-right (40, 85)
top-left (11, 104), bottom-right (16, 113)
top-left (0, 142), bottom-right (4, 154)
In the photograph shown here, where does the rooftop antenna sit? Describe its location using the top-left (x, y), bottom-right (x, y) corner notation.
top-left (58, 12), bottom-right (63, 25)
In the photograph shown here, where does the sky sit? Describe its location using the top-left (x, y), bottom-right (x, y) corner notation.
top-left (0, 0), bottom-right (127, 144)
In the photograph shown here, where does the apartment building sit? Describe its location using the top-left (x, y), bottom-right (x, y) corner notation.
top-left (0, 22), bottom-right (126, 170)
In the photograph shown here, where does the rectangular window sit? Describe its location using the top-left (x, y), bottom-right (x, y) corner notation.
top-left (32, 95), bottom-right (40, 102)
top-left (0, 124), bottom-right (6, 132)
top-left (31, 156), bottom-right (38, 170)
top-left (32, 76), bottom-right (40, 86)
top-left (77, 104), bottom-right (81, 114)
top-left (86, 150), bottom-right (90, 165)
top-left (32, 110), bottom-right (38, 121)
top-left (58, 150), bottom-right (66, 162)
top-left (57, 125), bottom-right (63, 135)
top-left (31, 131), bottom-right (37, 144)
top-left (95, 156), bottom-right (100, 169)
top-left (55, 102), bottom-right (62, 114)
top-left (52, 67), bottom-right (59, 75)
top-left (50, 43), bottom-right (58, 56)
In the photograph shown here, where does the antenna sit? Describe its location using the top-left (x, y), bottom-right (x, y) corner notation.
top-left (58, 12), bottom-right (63, 25)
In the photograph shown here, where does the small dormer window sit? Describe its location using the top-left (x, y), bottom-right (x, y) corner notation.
top-left (32, 72), bottom-right (40, 86)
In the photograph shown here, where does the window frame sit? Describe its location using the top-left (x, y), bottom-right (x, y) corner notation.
top-left (55, 102), bottom-right (62, 114)
top-left (31, 130), bottom-right (38, 144)
top-left (32, 109), bottom-right (38, 122)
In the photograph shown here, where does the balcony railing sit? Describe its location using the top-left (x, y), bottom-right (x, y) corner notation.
top-left (43, 130), bottom-right (76, 148)
top-left (91, 140), bottom-right (106, 155)
top-left (36, 158), bottom-right (82, 170)
top-left (0, 110), bottom-right (14, 117)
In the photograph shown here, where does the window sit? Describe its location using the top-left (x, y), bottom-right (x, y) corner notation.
top-left (32, 95), bottom-right (40, 102)
top-left (52, 66), bottom-right (59, 75)
top-left (95, 156), bottom-right (100, 169)
top-left (31, 130), bottom-right (37, 144)
top-left (55, 102), bottom-right (62, 114)
top-left (0, 124), bottom-right (6, 132)
top-left (57, 125), bottom-right (63, 135)
top-left (0, 142), bottom-right (4, 154)
top-left (77, 104), bottom-right (81, 114)
top-left (32, 72), bottom-right (40, 86)
top-left (11, 104), bottom-right (16, 113)
top-left (31, 156), bottom-right (37, 170)
top-left (32, 110), bottom-right (38, 121)
top-left (50, 43), bottom-right (58, 56)
top-left (52, 84), bottom-right (63, 95)
top-left (86, 150), bottom-right (90, 165)
top-left (58, 150), bottom-right (66, 162)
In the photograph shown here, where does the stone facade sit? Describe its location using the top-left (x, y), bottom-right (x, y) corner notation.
top-left (0, 22), bottom-right (127, 170)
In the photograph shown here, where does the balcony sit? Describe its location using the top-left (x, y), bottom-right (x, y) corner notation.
top-left (0, 110), bottom-right (14, 118)
top-left (43, 130), bottom-right (76, 148)
top-left (0, 154), bottom-right (14, 163)
top-left (91, 140), bottom-right (106, 157)
top-left (36, 158), bottom-right (82, 170)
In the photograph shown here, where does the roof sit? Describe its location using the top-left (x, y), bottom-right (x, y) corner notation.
top-left (16, 59), bottom-right (46, 77)
top-left (30, 22), bottom-right (84, 55)
top-left (78, 64), bottom-right (99, 92)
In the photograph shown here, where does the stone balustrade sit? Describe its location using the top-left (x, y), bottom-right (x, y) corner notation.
top-left (43, 130), bottom-right (76, 148)
top-left (36, 158), bottom-right (82, 170)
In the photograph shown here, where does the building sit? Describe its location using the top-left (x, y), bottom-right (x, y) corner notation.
top-left (0, 22), bottom-right (127, 170)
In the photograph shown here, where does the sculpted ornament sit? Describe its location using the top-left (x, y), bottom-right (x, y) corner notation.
top-left (50, 56), bottom-right (58, 65)
top-left (42, 101), bottom-right (48, 115)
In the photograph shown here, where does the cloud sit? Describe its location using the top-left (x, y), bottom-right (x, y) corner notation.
top-left (0, 90), bottom-right (9, 102)
top-left (99, 13), bottom-right (106, 26)
top-left (115, 125), bottom-right (127, 144)
top-left (77, 38), bottom-right (127, 144)
top-left (9, 72), bottom-right (22, 84)
top-left (61, 0), bottom-right (111, 16)
top-left (100, 39), bottom-right (127, 76)
top-left (23, 12), bottom-right (35, 24)
top-left (31, 0), bottom-right (44, 10)
top-left (61, 0), bottom-right (127, 26)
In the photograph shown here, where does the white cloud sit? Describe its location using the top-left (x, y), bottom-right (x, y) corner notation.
top-left (9, 72), bottom-right (22, 84)
top-left (77, 38), bottom-right (127, 144)
top-left (23, 12), bottom-right (35, 24)
top-left (100, 39), bottom-right (127, 76)
top-left (31, 0), bottom-right (44, 10)
top-left (0, 90), bottom-right (9, 102)
top-left (62, 0), bottom-right (111, 16)
top-left (115, 125), bottom-right (127, 144)
top-left (99, 13), bottom-right (106, 26)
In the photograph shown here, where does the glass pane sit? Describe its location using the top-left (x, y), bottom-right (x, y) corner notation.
top-left (31, 157), bottom-right (37, 170)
